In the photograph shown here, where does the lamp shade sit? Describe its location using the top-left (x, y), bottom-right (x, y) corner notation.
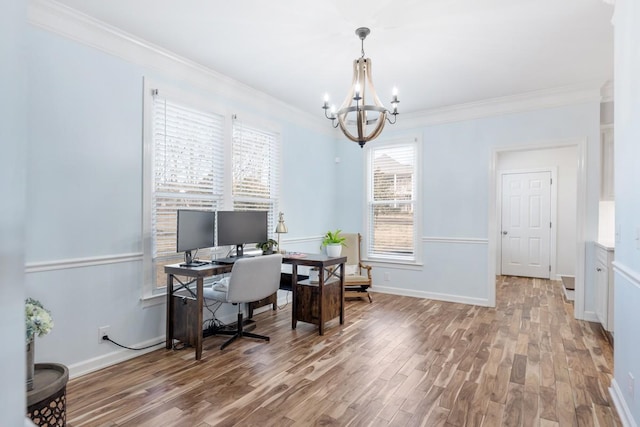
top-left (275, 212), bottom-right (288, 234)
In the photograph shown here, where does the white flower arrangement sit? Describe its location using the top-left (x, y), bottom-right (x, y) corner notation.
top-left (25, 298), bottom-right (53, 344)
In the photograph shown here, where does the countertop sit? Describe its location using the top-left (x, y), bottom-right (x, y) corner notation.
top-left (595, 240), bottom-right (615, 251)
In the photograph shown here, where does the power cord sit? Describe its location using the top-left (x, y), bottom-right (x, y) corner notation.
top-left (101, 335), bottom-right (164, 351)
top-left (277, 290), bottom-right (291, 310)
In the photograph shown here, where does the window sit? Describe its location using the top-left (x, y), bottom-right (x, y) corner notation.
top-left (231, 117), bottom-right (281, 236)
top-left (144, 83), bottom-right (225, 291)
top-left (366, 138), bottom-right (420, 262)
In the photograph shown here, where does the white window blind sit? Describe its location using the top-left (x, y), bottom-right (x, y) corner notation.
top-left (367, 143), bottom-right (417, 261)
top-left (231, 118), bottom-right (280, 234)
top-left (151, 92), bottom-right (224, 287)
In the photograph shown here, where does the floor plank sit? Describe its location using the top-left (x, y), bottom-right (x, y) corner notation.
top-left (66, 276), bottom-right (622, 426)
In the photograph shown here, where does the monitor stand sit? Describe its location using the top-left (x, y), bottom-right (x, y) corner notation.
top-left (180, 250), bottom-right (207, 267)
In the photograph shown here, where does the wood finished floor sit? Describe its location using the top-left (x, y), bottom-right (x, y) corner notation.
top-left (66, 277), bottom-right (620, 426)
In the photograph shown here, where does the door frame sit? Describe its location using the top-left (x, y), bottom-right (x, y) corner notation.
top-left (488, 138), bottom-right (587, 320)
top-left (498, 168), bottom-right (558, 279)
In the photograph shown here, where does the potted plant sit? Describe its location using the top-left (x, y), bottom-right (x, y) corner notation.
top-left (25, 298), bottom-right (53, 390)
top-left (321, 229), bottom-right (346, 257)
top-left (256, 239), bottom-right (279, 255)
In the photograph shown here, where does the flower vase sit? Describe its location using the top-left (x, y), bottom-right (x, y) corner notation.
top-left (26, 339), bottom-right (34, 391)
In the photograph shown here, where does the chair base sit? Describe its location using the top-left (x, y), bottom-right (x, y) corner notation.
top-left (216, 311), bottom-right (270, 350)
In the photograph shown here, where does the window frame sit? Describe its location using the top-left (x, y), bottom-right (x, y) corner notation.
top-left (142, 78), bottom-right (230, 298)
top-left (228, 114), bottom-right (283, 242)
top-left (363, 135), bottom-right (422, 265)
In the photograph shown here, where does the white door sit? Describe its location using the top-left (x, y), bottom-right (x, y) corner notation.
top-left (501, 171), bottom-right (551, 278)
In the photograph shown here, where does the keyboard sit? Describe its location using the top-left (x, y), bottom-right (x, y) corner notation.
top-left (214, 255), bottom-right (253, 264)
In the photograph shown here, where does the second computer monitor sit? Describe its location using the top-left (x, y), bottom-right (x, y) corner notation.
top-left (217, 210), bottom-right (268, 257)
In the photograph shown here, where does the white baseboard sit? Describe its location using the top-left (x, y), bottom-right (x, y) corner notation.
top-left (581, 310), bottom-right (599, 323)
top-left (610, 379), bottom-right (638, 427)
top-left (67, 336), bottom-right (165, 379)
top-left (69, 293), bottom-right (293, 379)
top-left (372, 285), bottom-right (490, 307)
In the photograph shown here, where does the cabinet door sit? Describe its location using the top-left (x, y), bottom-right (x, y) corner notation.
top-left (595, 260), bottom-right (609, 329)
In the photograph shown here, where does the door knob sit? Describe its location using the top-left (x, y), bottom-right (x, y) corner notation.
top-left (596, 267), bottom-right (602, 272)
top-left (502, 231), bottom-right (508, 235)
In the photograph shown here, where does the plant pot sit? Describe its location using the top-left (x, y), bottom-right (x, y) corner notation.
top-left (325, 244), bottom-right (342, 258)
top-left (26, 339), bottom-right (34, 391)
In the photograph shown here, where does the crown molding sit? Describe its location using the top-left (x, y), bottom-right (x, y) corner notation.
top-left (27, 0), bottom-right (331, 137)
top-left (392, 83), bottom-right (603, 130)
top-left (28, 0), bottom-right (605, 139)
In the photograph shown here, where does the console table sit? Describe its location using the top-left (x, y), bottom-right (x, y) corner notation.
top-left (286, 254), bottom-right (346, 335)
top-left (27, 363), bottom-right (69, 427)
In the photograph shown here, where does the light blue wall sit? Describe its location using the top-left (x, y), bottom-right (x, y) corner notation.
top-left (0, 0), bottom-right (28, 423)
top-left (27, 29), bottom-right (144, 261)
top-left (336, 102), bottom-right (600, 306)
top-left (24, 27), bottom-right (336, 374)
top-left (612, 0), bottom-right (640, 424)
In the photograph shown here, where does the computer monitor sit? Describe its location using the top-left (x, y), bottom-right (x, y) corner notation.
top-left (176, 209), bottom-right (215, 266)
top-left (217, 210), bottom-right (268, 257)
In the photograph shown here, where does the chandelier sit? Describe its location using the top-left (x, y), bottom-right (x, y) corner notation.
top-left (322, 27), bottom-right (399, 148)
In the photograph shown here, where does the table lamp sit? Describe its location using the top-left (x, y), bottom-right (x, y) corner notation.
top-left (275, 212), bottom-right (288, 253)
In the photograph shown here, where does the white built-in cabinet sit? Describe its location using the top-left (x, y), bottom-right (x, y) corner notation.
top-left (601, 125), bottom-right (614, 201)
top-left (594, 242), bottom-right (614, 332)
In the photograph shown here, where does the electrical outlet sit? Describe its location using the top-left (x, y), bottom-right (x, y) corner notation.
top-left (384, 272), bottom-right (390, 282)
top-left (628, 373), bottom-right (635, 400)
top-left (98, 326), bottom-right (110, 344)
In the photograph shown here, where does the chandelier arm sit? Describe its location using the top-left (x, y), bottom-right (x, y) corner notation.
top-left (363, 58), bottom-right (386, 109)
top-left (357, 107), bottom-right (365, 142)
top-left (337, 105), bottom-right (388, 115)
top-left (337, 121), bottom-right (363, 143)
top-left (364, 114), bottom-right (387, 142)
top-left (338, 60), bottom-right (360, 112)
top-left (338, 110), bottom-right (387, 144)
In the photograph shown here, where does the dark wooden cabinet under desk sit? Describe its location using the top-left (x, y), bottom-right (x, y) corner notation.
top-left (283, 254), bottom-right (346, 335)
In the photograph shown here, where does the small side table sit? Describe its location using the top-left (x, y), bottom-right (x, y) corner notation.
top-left (27, 363), bottom-right (69, 427)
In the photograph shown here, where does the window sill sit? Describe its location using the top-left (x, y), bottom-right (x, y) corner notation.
top-left (362, 258), bottom-right (423, 270)
top-left (140, 292), bottom-right (166, 308)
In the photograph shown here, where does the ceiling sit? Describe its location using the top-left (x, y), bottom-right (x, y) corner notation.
top-left (52, 0), bottom-right (614, 116)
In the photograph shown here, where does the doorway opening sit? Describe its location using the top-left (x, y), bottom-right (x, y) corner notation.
top-left (488, 139), bottom-right (587, 320)
top-left (499, 169), bottom-right (557, 279)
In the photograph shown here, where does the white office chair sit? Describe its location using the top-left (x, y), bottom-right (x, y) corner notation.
top-left (203, 254), bottom-right (283, 350)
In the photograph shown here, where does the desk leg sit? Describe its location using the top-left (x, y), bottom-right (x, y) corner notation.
top-left (318, 271), bottom-right (325, 336)
top-left (166, 274), bottom-right (174, 350)
top-left (291, 265), bottom-right (298, 329)
top-left (339, 263), bottom-right (345, 325)
top-left (195, 277), bottom-right (204, 361)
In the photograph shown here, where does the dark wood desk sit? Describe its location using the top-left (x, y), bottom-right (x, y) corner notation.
top-left (165, 254), bottom-right (346, 360)
top-left (286, 254), bottom-right (347, 335)
top-left (164, 262), bottom-right (232, 360)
